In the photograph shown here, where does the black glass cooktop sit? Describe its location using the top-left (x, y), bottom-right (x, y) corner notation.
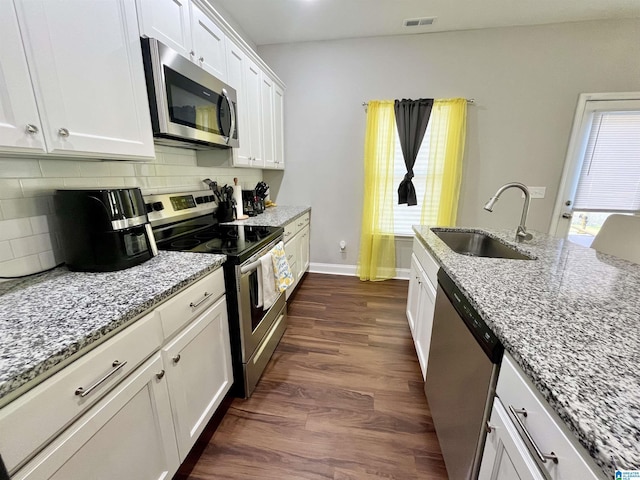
top-left (155, 217), bottom-right (283, 264)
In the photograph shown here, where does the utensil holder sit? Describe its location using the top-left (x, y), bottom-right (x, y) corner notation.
top-left (216, 202), bottom-right (235, 222)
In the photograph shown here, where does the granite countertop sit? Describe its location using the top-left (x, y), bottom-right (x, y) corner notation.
top-left (413, 225), bottom-right (640, 478)
top-left (223, 205), bottom-right (310, 227)
top-left (0, 251), bottom-right (226, 405)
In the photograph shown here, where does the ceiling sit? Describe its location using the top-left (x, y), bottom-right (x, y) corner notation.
top-left (213, 0), bottom-right (640, 46)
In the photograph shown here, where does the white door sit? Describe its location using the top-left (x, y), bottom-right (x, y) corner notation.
top-left (13, 354), bottom-right (179, 480)
top-left (261, 74), bottom-right (276, 168)
top-left (245, 58), bottom-right (264, 167)
top-left (191, 4), bottom-right (228, 82)
top-left (550, 93), bottom-right (640, 245)
top-left (162, 296), bottom-right (233, 461)
top-left (0, 1), bottom-right (46, 153)
top-left (226, 42), bottom-right (250, 166)
top-left (273, 84), bottom-right (285, 169)
top-left (414, 268), bottom-right (436, 380)
top-left (136, 0), bottom-right (193, 59)
top-left (15, 0), bottom-right (155, 159)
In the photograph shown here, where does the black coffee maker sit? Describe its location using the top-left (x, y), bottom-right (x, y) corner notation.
top-left (55, 188), bottom-right (158, 272)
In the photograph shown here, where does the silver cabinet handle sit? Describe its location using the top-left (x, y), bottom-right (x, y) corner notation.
top-left (189, 50), bottom-right (195, 57)
top-left (156, 370), bottom-right (165, 380)
top-left (561, 213), bottom-right (572, 219)
top-left (199, 56), bottom-right (205, 62)
top-left (486, 421), bottom-right (495, 433)
top-left (75, 360), bottom-right (127, 398)
top-left (58, 127), bottom-right (70, 138)
top-left (172, 354), bottom-right (181, 364)
top-left (298, 222), bottom-right (303, 227)
top-left (26, 124), bottom-right (39, 134)
top-left (508, 405), bottom-right (559, 464)
top-left (189, 291), bottom-right (211, 309)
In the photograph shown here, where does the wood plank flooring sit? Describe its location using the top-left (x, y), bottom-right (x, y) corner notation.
top-left (175, 273), bottom-right (448, 480)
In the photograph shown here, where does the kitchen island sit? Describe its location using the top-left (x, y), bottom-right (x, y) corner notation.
top-left (414, 226), bottom-right (640, 477)
top-left (0, 250), bottom-right (226, 406)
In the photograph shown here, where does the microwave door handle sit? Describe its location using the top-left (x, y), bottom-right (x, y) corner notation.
top-left (222, 88), bottom-right (235, 144)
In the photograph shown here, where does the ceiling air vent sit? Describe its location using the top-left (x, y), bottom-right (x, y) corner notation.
top-left (403, 17), bottom-right (437, 27)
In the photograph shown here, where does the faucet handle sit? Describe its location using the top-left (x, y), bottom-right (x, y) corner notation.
top-left (516, 226), bottom-right (533, 242)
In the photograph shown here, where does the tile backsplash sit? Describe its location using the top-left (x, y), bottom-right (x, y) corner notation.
top-left (0, 146), bottom-right (262, 279)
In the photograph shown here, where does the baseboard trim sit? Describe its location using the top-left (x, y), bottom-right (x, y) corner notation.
top-left (309, 263), bottom-right (409, 281)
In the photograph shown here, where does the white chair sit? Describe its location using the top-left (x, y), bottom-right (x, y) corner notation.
top-left (591, 214), bottom-right (640, 264)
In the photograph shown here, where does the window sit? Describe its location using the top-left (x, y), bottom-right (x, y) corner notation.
top-left (567, 103), bottom-right (640, 246)
top-left (392, 123), bottom-right (432, 236)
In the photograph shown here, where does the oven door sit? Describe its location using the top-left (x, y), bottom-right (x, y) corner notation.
top-left (236, 239), bottom-right (285, 362)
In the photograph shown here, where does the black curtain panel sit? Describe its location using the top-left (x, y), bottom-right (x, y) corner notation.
top-left (394, 98), bottom-right (434, 206)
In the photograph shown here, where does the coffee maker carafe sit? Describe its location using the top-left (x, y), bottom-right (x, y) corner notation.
top-left (55, 188), bottom-right (158, 272)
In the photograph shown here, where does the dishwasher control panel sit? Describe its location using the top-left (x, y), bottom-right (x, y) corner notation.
top-left (438, 269), bottom-right (503, 363)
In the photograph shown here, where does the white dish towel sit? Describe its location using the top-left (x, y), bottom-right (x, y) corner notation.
top-left (260, 251), bottom-right (278, 310)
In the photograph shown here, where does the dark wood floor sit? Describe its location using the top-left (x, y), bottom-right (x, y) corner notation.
top-left (175, 273), bottom-right (448, 479)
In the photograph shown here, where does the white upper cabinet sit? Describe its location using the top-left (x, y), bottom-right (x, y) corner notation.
top-left (136, 0), bottom-right (192, 58)
top-left (226, 42), bottom-right (251, 166)
top-left (137, 0), bottom-right (228, 82)
top-left (245, 58), bottom-right (264, 167)
top-left (273, 84), bottom-right (285, 169)
top-left (0, 1), bottom-right (46, 154)
top-left (261, 74), bottom-right (276, 169)
top-left (191, 4), bottom-right (227, 81)
top-left (14, 0), bottom-right (155, 159)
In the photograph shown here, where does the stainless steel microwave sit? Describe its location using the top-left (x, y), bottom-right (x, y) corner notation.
top-left (141, 37), bottom-right (238, 149)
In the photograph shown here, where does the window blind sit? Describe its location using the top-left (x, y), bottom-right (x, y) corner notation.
top-left (573, 110), bottom-right (640, 212)
top-left (392, 124), bottom-right (432, 235)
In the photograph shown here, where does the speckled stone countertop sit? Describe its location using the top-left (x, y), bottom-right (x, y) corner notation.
top-left (414, 226), bottom-right (640, 478)
top-left (223, 205), bottom-right (310, 227)
top-left (0, 251), bottom-right (226, 405)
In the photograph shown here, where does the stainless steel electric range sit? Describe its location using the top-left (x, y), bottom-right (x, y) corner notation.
top-left (145, 189), bottom-right (287, 398)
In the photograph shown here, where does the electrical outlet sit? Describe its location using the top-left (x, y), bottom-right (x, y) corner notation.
top-left (522, 187), bottom-right (546, 199)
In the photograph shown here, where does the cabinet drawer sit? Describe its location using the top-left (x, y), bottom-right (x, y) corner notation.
top-left (293, 212), bottom-right (310, 232)
top-left (284, 222), bottom-right (296, 242)
top-left (0, 312), bottom-right (163, 474)
top-left (496, 354), bottom-right (602, 480)
top-left (156, 268), bottom-right (225, 339)
top-left (412, 237), bottom-right (439, 287)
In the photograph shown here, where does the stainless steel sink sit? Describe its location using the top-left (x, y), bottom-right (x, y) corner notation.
top-left (433, 230), bottom-right (533, 260)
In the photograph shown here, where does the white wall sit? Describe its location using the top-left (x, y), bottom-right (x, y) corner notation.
top-left (259, 19), bottom-right (640, 269)
top-left (0, 147), bottom-right (262, 278)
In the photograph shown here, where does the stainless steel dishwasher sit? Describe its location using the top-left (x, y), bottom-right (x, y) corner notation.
top-left (425, 269), bottom-right (503, 479)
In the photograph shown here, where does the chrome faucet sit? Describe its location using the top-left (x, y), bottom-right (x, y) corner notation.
top-left (484, 182), bottom-right (533, 242)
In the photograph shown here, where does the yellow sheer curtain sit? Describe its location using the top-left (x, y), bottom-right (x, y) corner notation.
top-left (422, 98), bottom-right (467, 226)
top-left (357, 100), bottom-right (397, 281)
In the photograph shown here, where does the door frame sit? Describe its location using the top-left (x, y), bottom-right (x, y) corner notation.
top-left (549, 92), bottom-right (640, 237)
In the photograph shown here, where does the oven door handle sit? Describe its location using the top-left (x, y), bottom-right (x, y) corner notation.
top-left (241, 258), bottom-right (262, 275)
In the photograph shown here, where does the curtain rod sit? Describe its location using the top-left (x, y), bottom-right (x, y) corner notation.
top-left (362, 98), bottom-right (475, 109)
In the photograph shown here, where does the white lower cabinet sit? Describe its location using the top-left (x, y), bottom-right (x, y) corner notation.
top-left (406, 238), bottom-right (439, 380)
top-left (479, 401), bottom-right (546, 480)
top-left (14, 353), bottom-right (180, 480)
top-left (162, 296), bottom-right (233, 461)
top-left (284, 213), bottom-right (311, 299)
top-left (479, 353), bottom-right (604, 480)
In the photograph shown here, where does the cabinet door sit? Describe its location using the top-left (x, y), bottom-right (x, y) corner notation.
top-left (0, 1), bottom-right (46, 154)
top-left (225, 42), bottom-right (251, 167)
top-left (406, 254), bottom-right (422, 338)
top-left (284, 234), bottom-right (299, 300)
top-left (245, 58), bottom-right (264, 167)
top-left (273, 84), bottom-right (285, 169)
top-left (15, 0), bottom-right (155, 159)
top-left (136, 0), bottom-right (193, 59)
top-left (414, 269), bottom-right (436, 380)
top-left (13, 354), bottom-right (179, 480)
top-left (479, 401), bottom-right (545, 480)
top-left (162, 296), bottom-right (233, 461)
top-left (261, 74), bottom-right (276, 168)
top-left (298, 225), bottom-right (310, 277)
top-left (191, 4), bottom-right (227, 82)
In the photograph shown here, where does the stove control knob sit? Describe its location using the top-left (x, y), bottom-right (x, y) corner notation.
top-left (145, 203), bottom-right (153, 213)
top-left (195, 196), bottom-right (205, 204)
top-left (152, 201), bottom-right (164, 212)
